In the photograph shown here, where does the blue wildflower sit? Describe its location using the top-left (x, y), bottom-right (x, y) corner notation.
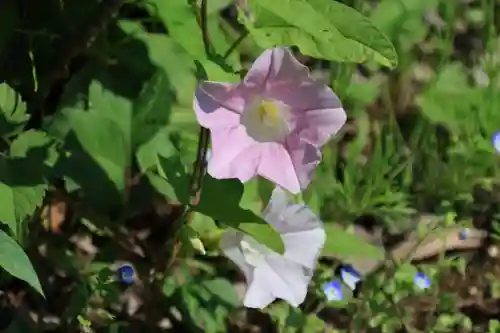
top-left (459, 228), bottom-right (470, 241)
top-left (340, 264), bottom-right (362, 291)
top-left (492, 132), bottom-right (500, 153)
top-left (117, 264), bottom-right (136, 285)
top-left (323, 280), bottom-right (344, 301)
top-left (414, 272), bottom-right (431, 290)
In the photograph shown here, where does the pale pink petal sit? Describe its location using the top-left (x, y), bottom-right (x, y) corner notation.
top-left (268, 80), bottom-right (343, 111)
top-left (194, 81), bottom-right (247, 129)
top-left (296, 107), bottom-right (347, 147)
top-left (285, 137), bottom-right (322, 191)
top-left (243, 47), bottom-right (310, 92)
top-left (208, 126), bottom-right (261, 182)
top-left (243, 48), bottom-right (346, 147)
top-left (257, 142), bottom-right (301, 194)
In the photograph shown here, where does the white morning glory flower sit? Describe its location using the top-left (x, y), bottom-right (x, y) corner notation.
top-left (414, 272), bottom-right (431, 290)
top-left (493, 132), bottom-right (500, 153)
top-left (220, 186), bottom-right (326, 309)
top-left (323, 280), bottom-right (344, 301)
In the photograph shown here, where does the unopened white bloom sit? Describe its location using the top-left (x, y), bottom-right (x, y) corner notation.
top-left (220, 186), bottom-right (325, 309)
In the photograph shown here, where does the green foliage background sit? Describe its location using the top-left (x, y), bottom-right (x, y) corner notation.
top-left (0, 0), bottom-right (499, 332)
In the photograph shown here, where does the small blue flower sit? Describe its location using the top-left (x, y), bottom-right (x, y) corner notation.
top-left (117, 264), bottom-right (135, 285)
top-left (414, 272), bottom-right (431, 290)
top-left (323, 280), bottom-right (344, 301)
top-left (340, 264), bottom-right (362, 291)
top-left (492, 132), bottom-right (500, 153)
top-left (459, 228), bottom-right (470, 241)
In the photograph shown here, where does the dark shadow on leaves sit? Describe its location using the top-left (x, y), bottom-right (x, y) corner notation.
top-left (155, 155), bottom-right (190, 204)
top-left (0, 145), bottom-right (48, 187)
top-left (53, 131), bottom-right (122, 212)
top-left (58, 22), bottom-right (175, 150)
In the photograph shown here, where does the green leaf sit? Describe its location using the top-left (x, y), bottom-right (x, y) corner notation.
top-left (67, 109), bottom-right (127, 191)
top-left (0, 83), bottom-right (29, 136)
top-left (10, 130), bottom-right (51, 157)
top-left (153, 0), bottom-right (205, 58)
top-left (246, 0), bottom-right (397, 67)
top-left (153, 0), bottom-right (241, 64)
top-left (370, 0), bottom-right (438, 51)
top-left (201, 278), bottom-right (241, 307)
top-left (131, 70), bottom-right (175, 149)
top-left (0, 229), bottom-right (44, 296)
top-left (322, 224), bottom-right (385, 260)
top-left (136, 130), bottom-right (177, 173)
top-left (196, 175), bottom-right (285, 254)
top-left (53, 108), bottom-right (127, 206)
top-left (119, 21), bottom-right (197, 107)
top-left (149, 155), bottom-right (190, 203)
top-left (417, 63), bottom-right (480, 134)
top-left (0, 132), bottom-right (48, 236)
top-left (10, 130), bottom-right (58, 168)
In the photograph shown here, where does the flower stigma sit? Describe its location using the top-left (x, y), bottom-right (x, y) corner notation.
top-left (241, 98), bottom-right (290, 143)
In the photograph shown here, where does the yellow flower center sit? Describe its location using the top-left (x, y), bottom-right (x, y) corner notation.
top-left (258, 101), bottom-right (280, 124)
top-left (241, 98), bottom-right (290, 142)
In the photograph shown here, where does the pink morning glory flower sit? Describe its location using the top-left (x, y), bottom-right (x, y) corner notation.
top-left (220, 186), bottom-right (326, 308)
top-left (194, 47), bottom-right (346, 194)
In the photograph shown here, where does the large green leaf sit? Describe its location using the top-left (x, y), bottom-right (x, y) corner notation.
top-left (0, 83), bottom-right (29, 136)
top-left (322, 224), bottom-right (385, 260)
top-left (49, 56), bottom-right (173, 204)
top-left (0, 229), bottom-right (44, 296)
top-left (246, 0), bottom-right (397, 67)
top-left (417, 63), bottom-right (484, 135)
top-left (196, 175), bottom-right (285, 254)
top-left (150, 155), bottom-right (191, 203)
top-left (67, 109), bottom-right (127, 192)
top-left (0, 131), bottom-right (48, 236)
top-left (119, 21), bottom-right (198, 107)
top-left (151, 0), bottom-right (241, 71)
top-left (87, 72), bottom-right (172, 153)
top-left (201, 278), bottom-right (241, 307)
top-left (153, 0), bottom-right (205, 59)
top-left (51, 108), bottom-right (127, 207)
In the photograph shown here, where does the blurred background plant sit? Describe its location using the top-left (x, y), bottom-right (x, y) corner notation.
top-left (0, 0), bottom-right (499, 332)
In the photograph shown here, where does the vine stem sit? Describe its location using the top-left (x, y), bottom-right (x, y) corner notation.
top-left (162, 0), bottom-right (213, 274)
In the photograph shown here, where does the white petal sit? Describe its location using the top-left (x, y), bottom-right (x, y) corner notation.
top-left (261, 186), bottom-right (293, 224)
top-left (220, 230), bottom-right (254, 282)
top-left (282, 228), bottom-right (325, 270)
top-left (243, 267), bottom-right (276, 308)
top-left (281, 204), bottom-right (324, 232)
top-left (256, 254), bottom-right (311, 307)
top-left (263, 186), bottom-right (323, 234)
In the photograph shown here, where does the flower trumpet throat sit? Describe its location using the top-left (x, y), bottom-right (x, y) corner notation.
top-left (258, 101), bottom-right (280, 124)
top-left (242, 99), bottom-right (290, 142)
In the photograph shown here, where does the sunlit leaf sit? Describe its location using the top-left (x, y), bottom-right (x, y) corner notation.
top-left (246, 0), bottom-right (397, 67)
top-left (196, 175), bottom-right (285, 254)
top-left (0, 230), bottom-right (44, 296)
